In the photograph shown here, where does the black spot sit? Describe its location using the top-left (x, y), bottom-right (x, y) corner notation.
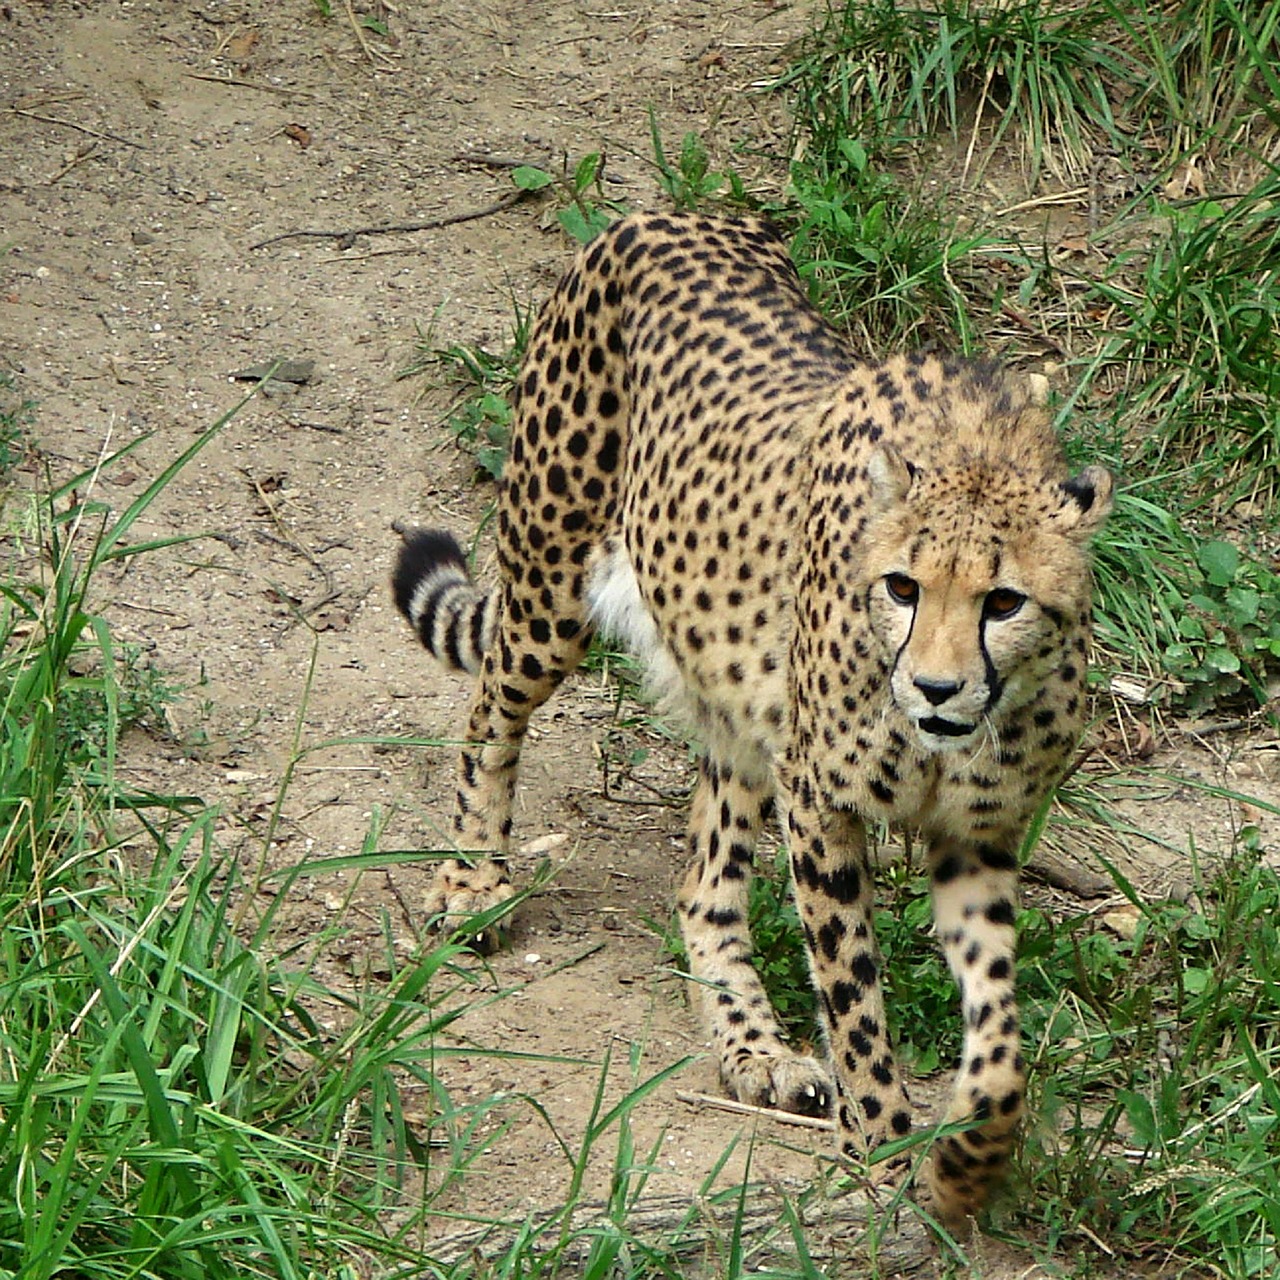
top-left (985, 899), bottom-right (1015, 926)
top-left (821, 862), bottom-right (862, 904)
top-left (977, 844), bottom-right (1017, 872)
top-left (869, 779), bottom-right (894, 804)
top-left (705, 906), bottom-right (741, 926)
top-left (933, 855), bottom-right (962, 884)
top-left (597, 430), bottom-right (621, 472)
top-left (830, 981), bottom-right (856, 1016)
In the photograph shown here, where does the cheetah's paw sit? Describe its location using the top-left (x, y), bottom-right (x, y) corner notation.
top-left (424, 858), bottom-right (516, 955)
top-left (725, 1052), bottom-right (833, 1119)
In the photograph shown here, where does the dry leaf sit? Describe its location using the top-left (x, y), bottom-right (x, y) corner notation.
top-left (284, 122), bottom-right (312, 149)
top-left (1164, 157), bottom-right (1206, 200)
top-left (1132, 721), bottom-right (1157, 760)
top-left (1102, 904), bottom-right (1142, 941)
top-left (227, 29), bottom-right (261, 60)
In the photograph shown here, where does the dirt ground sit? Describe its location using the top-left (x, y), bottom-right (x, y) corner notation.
top-left (2, 2), bottom-right (1277, 1276)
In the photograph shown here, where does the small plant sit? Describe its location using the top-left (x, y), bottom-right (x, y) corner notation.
top-left (648, 110), bottom-right (746, 211)
top-left (1160, 538), bottom-right (1280, 709)
top-left (430, 342), bottom-right (518, 482)
top-left (512, 151), bottom-right (628, 245)
top-left (1089, 489), bottom-right (1280, 711)
top-left (401, 301), bottom-right (532, 483)
top-left (785, 136), bottom-right (982, 350)
top-left (0, 369), bottom-right (34, 478)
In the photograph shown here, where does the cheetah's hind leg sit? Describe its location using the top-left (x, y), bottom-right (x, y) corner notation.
top-left (395, 517), bottom-right (601, 952)
top-left (393, 526), bottom-right (565, 954)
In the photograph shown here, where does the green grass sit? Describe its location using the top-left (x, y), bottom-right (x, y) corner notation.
top-left (1015, 827), bottom-right (1280, 1276)
top-left (783, 136), bottom-right (985, 350)
top-left (781, 0), bottom-right (1132, 183)
top-left (27, 1), bottom-right (1267, 1274)
top-left (1, 393), bottom-right (856, 1277)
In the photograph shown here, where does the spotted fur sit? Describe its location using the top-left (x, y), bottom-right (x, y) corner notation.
top-left (393, 211), bottom-right (1112, 1223)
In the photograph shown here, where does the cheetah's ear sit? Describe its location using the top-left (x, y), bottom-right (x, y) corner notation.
top-left (867, 444), bottom-right (917, 515)
top-left (1057, 465), bottom-right (1114, 539)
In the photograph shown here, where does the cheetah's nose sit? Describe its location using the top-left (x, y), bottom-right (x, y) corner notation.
top-left (914, 676), bottom-right (963, 706)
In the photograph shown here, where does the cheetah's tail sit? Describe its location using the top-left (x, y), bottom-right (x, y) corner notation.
top-left (392, 528), bottom-right (499, 677)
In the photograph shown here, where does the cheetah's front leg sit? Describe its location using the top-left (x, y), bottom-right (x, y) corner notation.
top-left (677, 756), bottom-right (831, 1118)
top-left (923, 837), bottom-right (1026, 1223)
top-left (783, 773), bottom-right (915, 1174)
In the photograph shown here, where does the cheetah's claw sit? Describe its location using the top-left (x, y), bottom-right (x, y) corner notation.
top-left (727, 1053), bottom-right (833, 1119)
top-left (423, 859), bottom-right (516, 955)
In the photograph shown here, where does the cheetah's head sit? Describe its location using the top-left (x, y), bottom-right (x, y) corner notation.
top-left (861, 444), bottom-right (1113, 754)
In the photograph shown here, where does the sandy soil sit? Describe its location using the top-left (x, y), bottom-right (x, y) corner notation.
top-left (2, 3), bottom-right (1276, 1276)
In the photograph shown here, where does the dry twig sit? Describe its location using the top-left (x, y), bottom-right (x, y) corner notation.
top-left (249, 189), bottom-right (530, 251)
top-left (675, 1089), bottom-right (834, 1131)
top-left (10, 107), bottom-right (144, 150)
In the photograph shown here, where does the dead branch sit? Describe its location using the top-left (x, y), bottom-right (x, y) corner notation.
top-left (183, 72), bottom-right (317, 99)
top-left (248, 189), bottom-right (530, 251)
top-left (10, 107), bottom-right (144, 149)
top-left (422, 1186), bottom-right (931, 1272)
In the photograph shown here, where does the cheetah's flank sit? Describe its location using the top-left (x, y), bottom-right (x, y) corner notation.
top-left (393, 211), bottom-right (1112, 1224)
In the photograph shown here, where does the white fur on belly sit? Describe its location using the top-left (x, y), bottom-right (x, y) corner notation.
top-left (585, 542), bottom-right (685, 713)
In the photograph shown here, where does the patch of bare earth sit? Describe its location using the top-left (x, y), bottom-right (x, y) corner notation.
top-left (1, 2), bottom-right (1276, 1276)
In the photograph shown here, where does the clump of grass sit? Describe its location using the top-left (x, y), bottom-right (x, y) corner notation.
top-left (1017, 828), bottom-right (1280, 1278)
top-left (783, 137), bottom-right (984, 351)
top-left (1107, 0), bottom-right (1280, 161)
top-left (1085, 181), bottom-right (1280, 503)
top-left (782, 0), bottom-right (1132, 183)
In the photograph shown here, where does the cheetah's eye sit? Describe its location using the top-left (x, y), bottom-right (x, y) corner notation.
top-left (984, 588), bottom-right (1026, 621)
top-left (884, 573), bottom-right (919, 606)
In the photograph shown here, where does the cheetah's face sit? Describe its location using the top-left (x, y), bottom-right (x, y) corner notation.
top-left (861, 446), bottom-right (1113, 753)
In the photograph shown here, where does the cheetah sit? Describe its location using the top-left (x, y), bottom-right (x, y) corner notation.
top-left (393, 211), bottom-right (1112, 1223)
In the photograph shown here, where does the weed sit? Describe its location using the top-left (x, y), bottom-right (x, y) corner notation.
top-left (0, 369), bottom-right (34, 478)
top-left (512, 151), bottom-right (628, 244)
top-left (402, 301), bottom-right (532, 482)
top-left (783, 0), bottom-right (1132, 184)
top-left (784, 135), bottom-right (984, 351)
top-left (647, 109), bottom-right (747, 211)
top-left (1089, 487), bottom-right (1280, 710)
